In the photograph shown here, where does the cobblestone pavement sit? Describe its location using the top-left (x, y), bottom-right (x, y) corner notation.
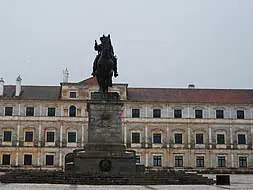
top-left (0, 174), bottom-right (253, 190)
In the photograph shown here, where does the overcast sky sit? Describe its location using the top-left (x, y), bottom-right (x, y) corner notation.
top-left (0, 0), bottom-right (253, 88)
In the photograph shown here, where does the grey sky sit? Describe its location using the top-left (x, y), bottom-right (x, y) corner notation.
top-left (0, 0), bottom-right (253, 88)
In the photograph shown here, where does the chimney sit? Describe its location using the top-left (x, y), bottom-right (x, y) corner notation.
top-left (63, 68), bottom-right (69, 83)
top-left (188, 84), bottom-right (195, 88)
top-left (16, 75), bottom-right (22, 96)
top-left (0, 77), bottom-right (4, 96)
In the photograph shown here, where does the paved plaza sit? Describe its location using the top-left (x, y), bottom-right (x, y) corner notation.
top-left (0, 174), bottom-right (253, 190)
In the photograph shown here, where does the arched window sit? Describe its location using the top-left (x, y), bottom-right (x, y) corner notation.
top-left (69, 106), bottom-right (76, 117)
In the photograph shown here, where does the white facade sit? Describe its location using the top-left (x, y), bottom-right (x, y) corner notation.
top-left (0, 77), bottom-right (253, 171)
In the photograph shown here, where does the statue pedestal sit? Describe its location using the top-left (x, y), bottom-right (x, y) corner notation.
top-left (87, 92), bottom-right (123, 144)
top-left (72, 92), bottom-right (136, 175)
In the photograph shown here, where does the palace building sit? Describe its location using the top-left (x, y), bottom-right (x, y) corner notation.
top-left (0, 74), bottom-right (253, 171)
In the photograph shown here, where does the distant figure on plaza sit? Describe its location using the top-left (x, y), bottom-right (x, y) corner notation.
top-left (92, 34), bottom-right (118, 92)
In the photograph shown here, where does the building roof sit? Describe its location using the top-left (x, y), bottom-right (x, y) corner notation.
top-left (1, 78), bottom-right (253, 104)
top-left (0, 85), bottom-right (60, 100)
top-left (127, 88), bottom-right (253, 104)
top-left (61, 77), bottom-right (98, 86)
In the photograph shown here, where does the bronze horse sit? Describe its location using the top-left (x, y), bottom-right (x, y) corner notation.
top-left (94, 35), bottom-right (117, 93)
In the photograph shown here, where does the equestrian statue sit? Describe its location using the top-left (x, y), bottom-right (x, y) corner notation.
top-left (92, 34), bottom-right (118, 93)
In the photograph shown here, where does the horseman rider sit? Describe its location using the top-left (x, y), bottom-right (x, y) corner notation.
top-left (92, 35), bottom-right (118, 77)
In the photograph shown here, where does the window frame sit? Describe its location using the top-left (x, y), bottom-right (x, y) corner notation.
top-left (196, 156), bottom-right (205, 168)
top-left (237, 110), bottom-right (245, 119)
top-left (3, 131), bottom-right (12, 142)
top-left (174, 109), bottom-right (182, 118)
top-left (48, 107), bottom-right (56, 117)
top-left (195, 109), bottom-right (203, 119)
top-left (46, 131), bottom-right (55, 143)
top-left (131, 131), bottom-right (141, 144)
top-left (4, 107), bottom-right (13, 116)
top-left (69, 91), bottom-right (77, 98)
top-left (175, 155), bottom-right (183, 167)
top-left (237, 134), bottom-right (246, 145)
top-left (2, 154), bottom-right (11, 165)
top-left (174, 133), bottom-right (183, 144)
top-left (24, 131), bottom-right (34, 142)
top-left (132, 108), bottom-right (140, 118)
top-left (69, 105), bottom-right (77, 117)
top-left (152, 133), bottom-right (162, 144)
top-left (216, 109), bottom-right (224, 119)
top-left (26, 107), bottom-right (34, 116)
top-left (23, 154), bottom-right (33, 165)
top-left (195, 133), bottom-right (204, 144)
top-left (153, 109), bottom-right (161, 118)
top-left (67, 131), bottom-right (77, 143)
top-left (153, 155), bottom-right (162, 167)
top-left (216, 133), bottom-right (225, 144)
top-left (239, 156), bottom-right (247, 168)
top-left (217, 156), bottom-right (226, 168)
top-left (45, 154), bottom-right (54, 166)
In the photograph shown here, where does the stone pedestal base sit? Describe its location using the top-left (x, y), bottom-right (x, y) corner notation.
top-left (74, 149), bottom-right (136, 175)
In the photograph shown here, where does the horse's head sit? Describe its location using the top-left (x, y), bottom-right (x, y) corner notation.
top-left (100, 35), bottom-right (111, 58)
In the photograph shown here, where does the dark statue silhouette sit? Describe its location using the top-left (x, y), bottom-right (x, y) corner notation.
top-left (92, 34), bottom-right (118, 93)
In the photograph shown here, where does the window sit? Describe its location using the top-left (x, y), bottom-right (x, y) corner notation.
top-left (174, 133), bottom-right (182, 144)
top-left (48, 108), bottom-right (56, 116)
top-left (196, 156), bottom-right (204, 168)
top-left (67, 131), bottom-right (77, 143)
top-left (69, 106), bottom-right (76, 117)
top-left (131, 132), bottom-right (140, 143)
top-left (135, 155), bottom-right (140, 164)
top-left (238, 134), bottom-right (246, 145)
top-left (132, 109), bottom-right (140, 118)
top-left (216, 110), bottom-right (224, 119)
top-left (195, 109), bottom-right (203, 118)
top-left (217, 156), bottom-right (226, 167)
top-left (46, 155), bottom-right (54, 165)
top-left (46, 132), bottom-right (55, 143)
top-left (175, 156), bottom-right (183, 167)
top-left (174, 109), bottom-right (182, 118)
top-left (26, 107), bottom-right (34, 116)
top-left (153, 109), bottom-right (161, 118)
top-left (196, 133), bottom-right (204, 144)
top-left (24, 154), bottom-right (32, 165)
top-left (2, 154), bottom-right (10, 165)
top-left (69, 92), bottom-right (77, 98)
top-left (153, 155), bottom-right (162, 166)
top-left (3, 131), bottom-right (12, 142)
top-left (24, 131), bottom-right (33, 142)
top-left (239, 157), bottom-right (247, 168)
top-left (153, 133), bottom-right (161, 144)
top-left (5, 107), bottom-right (13, 116)
top-left (237, 110), bottom-right (244, 119)
top-left (217, 134), bottom-right (225, 144)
